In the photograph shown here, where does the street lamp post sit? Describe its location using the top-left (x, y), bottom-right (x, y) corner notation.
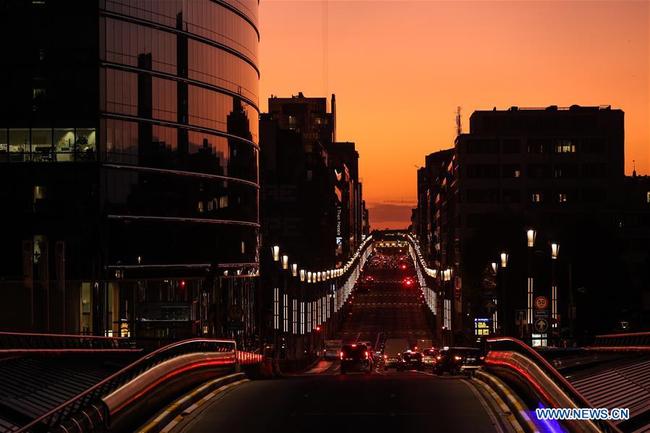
top-left (490, 262), bottom-right (498, 334)
top-left (442, 267), bottom-right (452, 346)
top-left (271, 246), bottom-right (280, 361)
top-left (551, 242), bottom-right (560, 340)
top-left (526, 229), bottom-right (536, 340)
top-left (500, 252), bottom-right (509, 336)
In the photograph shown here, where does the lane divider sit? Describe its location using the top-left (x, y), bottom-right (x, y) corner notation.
top-left (137, 373), bottom-right (248, 433)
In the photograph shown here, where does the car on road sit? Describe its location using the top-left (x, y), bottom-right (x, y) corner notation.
top-left (397, 350), bottom-right (424, 371)
top-left (340, 343), bottom-right (373, 374)
top-left (324, 339), bottom-right (343, 360)
top-left (383, 338), bottom-right (410, 369)
top-left (433, 347), bottom-right (484, 375)
top-left (422, 348), bottom-right (439, 369)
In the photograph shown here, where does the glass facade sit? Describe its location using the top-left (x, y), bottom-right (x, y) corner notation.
top-left (0, 1), bottom-right (260, 340)
top-left (98, 0), bottom-right (260, 268)
top-left (98, 0), bottom-right (260, 342)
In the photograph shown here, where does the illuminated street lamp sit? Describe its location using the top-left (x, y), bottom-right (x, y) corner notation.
top-left (527, 229), bottom-right (537, 248)
top-left (490, 262), bottom-right (498, 275)
top-left (291, 263), bottom-right (298, 277)
top-left (500, 252), bottom-right (509, 268)
top-left (551, 243), bottom-right (560, 260)
top-left (272, 245), bottom-right (280, 262)
top-left (300, 269), bottom-right (306, 282)
top-left (281, 255), bottom-right (289, 270)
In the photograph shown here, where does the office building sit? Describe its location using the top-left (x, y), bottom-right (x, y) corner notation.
top-left (261, 93), bottom-right (338, 269)
top-left (0, 0), bottom-right (261, 345)
top-left (417, 105), bottom-right (637, 340)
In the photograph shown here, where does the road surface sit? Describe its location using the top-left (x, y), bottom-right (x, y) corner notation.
top-left (166, 247), bottom-right (504, 433)
top-left (174, 371), bottom-right (503, 433)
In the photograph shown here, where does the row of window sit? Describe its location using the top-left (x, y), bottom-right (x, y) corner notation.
top-left (465, 163), bottom-right (609, 179)
top-left (463, 138), bottom-right (607, 155)
top-left (28, 167), bottom-right (258, 222)
top-left (0, 119), bottom-right (259, 183)
top-left (102, 118), bottom-right (258, 182)
top-left (102, 68), bottom-right (259, 141)
top-left (0, 128), bottom-right (96, 162)
top-left (102, 166), bottom-right (258, 222)
top-left (102, 16), bottom-right (258, 104)
top-left (103, 0), bottom-right (258, 60)
top-left (464, 188), bottom-right (606, 204)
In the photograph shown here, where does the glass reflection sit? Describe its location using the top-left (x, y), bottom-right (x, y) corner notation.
top-left (187, 39), bottom-right (258, 103)
top-left (104, 167), bottom-right (258, 222)
top-left (103, 119), bottom-right (258, 183)
top-left (103, 0), bottom-right (258, 62)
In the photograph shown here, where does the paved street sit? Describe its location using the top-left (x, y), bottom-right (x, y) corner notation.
top-left (171, 250), bottom-right (502, 433)
top-left (175, 372), bottom-right (501, 433)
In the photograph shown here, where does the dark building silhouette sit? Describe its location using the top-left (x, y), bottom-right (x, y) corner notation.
top-left (0, 0), bottom-right (261, 345)
top-left (261, 93), bottom-right (338, 270)
top-left (416, 105), bottom-right (650, 342)
top-left (259, 93), bottom-right (368, 340)
top-left (328, 141), bottom-right (365, 259)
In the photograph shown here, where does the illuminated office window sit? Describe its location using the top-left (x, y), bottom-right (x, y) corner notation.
top-left (555, 139), bottom-right (576, 153)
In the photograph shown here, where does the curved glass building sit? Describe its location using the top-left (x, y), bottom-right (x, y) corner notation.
top-left (0, 0), bottom-right (260, 343)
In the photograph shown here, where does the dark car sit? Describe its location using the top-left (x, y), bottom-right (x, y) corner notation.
top-left (397, 350), bottom-right (424, 371)
top-left (422, 348), bottom-right (439, 369)
top-left (433, 347), bottom-right (484, 375)
top-left (340, 343), bottom-right (373, 374)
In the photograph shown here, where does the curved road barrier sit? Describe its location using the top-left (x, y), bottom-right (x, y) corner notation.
top-left (485, 337), bottom-right (621, 433)
top-left (13, 339), bottom-right (264, 433)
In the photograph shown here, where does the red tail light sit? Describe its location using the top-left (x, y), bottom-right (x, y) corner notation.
top-left (340, 351), bottom-right (344, 360)
top-left (364, 351), bottom-right (369, 359)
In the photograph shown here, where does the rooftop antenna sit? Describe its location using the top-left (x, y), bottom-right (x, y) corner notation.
top-left (455, 106), bottom-right (462, 136)
top-left (632, 159), bottom-right (637, 177)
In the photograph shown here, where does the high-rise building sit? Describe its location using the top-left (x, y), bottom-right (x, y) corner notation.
top-left (0, 1), bottom-right (260, 344)
top-left (261, 93), bottom-right (338, 269)
top-left (417, 105), bottom-right (635, 340)
top-left (328, 141), bottom-right (363, 259)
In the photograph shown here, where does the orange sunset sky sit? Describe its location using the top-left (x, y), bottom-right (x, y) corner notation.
top-left (259, 0), bottom-right (650, 229)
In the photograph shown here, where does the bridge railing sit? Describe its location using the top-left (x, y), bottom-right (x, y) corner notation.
top-left (485, 337), bottom-right (622, 433)
top-left (16, 339), bottom-right (244, 433)
top-left (404, 234), bottom-right (438, 316)
top-left (590, 331), bottom-right (650, 350)
top-left (0, 331), bottom-right (137, 353)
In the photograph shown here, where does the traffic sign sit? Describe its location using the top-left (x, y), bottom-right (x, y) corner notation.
top-left (534, 318), bottom-right (549, 333)
top-left (535, 296), bottom-right (548, 310)
top-left (534, 309), bottom-right (549, 318)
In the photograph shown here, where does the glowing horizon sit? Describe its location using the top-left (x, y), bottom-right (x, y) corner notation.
top-left (259, 0), bottom-right (649, 228)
